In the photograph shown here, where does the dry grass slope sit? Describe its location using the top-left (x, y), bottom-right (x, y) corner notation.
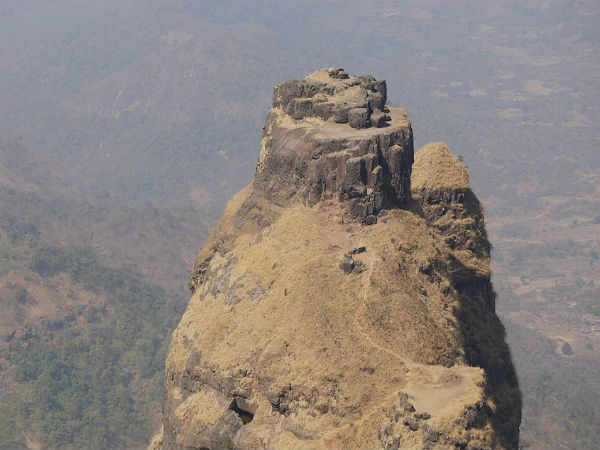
top-left (412, 142), bottom-right (470, 190)
top-left (158, 184), bottom-right (515, 449)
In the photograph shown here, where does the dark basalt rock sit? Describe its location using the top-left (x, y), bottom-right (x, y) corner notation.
top-left (348, 107), bottom-right (371, 129)
top-left (272, 68), bottom-right (389, 129)
top-left (334, 108), bottom-right (349, 123)
top-left (329, 67), bottom-right (350, 79)
top-left (398, 392), bottom-right (416, 413)
top-left (364, 215), bottom-right (378, 225)
top-left (339, 256), bottom-right (354, 273)
top-left (256, 70), bottom-right (414, 223)
top-left (422, 424), bottom-right (441, 443)
top-left (370, 108), bottom-right (390, 128)
top-left (403, 417), bottom-right (419, 431)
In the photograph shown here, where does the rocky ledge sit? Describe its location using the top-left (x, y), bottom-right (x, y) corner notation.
top-left (255, 68), bottom-right (414, 223)
top-left (273, 68), bottom-right (390, 129)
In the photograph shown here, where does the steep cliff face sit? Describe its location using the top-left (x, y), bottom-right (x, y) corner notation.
top-left (153, 69), bottom-right (521, 450)
top-left (253, 68), bottom-right (413, 224)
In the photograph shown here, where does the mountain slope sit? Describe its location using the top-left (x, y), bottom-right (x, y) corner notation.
top-left (0, 139), bottom-right (200, 449)
top-left (0, 229), bottom-right (188, 449)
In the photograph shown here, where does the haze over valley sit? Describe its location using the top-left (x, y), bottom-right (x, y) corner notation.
top-left (0, 1), bottom-right (598, 449)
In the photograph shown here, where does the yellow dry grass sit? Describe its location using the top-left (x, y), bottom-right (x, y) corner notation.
top-left (164, 189), bottom-right (494, 449)
top-left (175, 389), bottom-right (223, 426)
top-left (148, 425), bottom-right (163, 450)
top-left (412, 141), bottom-right (470, 190)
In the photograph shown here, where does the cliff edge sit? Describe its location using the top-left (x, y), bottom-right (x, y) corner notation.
top-left (152, 69), bottom-right (521, 450)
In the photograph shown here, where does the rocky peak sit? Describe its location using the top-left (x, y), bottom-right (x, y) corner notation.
top-left (154, 72), bottom-right (521, 450)
top-left (256, 69), bottom-right (414, 223)
top-left (411, 143), bottom-right (488, 258)
top-left (412, 142), bottom-right (469, 191)
top-left (273, 68), bottom-right (389, 129)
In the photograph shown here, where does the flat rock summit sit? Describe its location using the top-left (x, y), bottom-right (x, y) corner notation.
top-left (255, 68), bottom-right (413, 224)
top-left (152, 69), bottom-right (521, 450)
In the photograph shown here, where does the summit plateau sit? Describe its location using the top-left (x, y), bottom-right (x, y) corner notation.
top-left (151, 69), bottom-right (522, 450)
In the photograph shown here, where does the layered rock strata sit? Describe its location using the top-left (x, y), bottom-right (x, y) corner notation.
top-left (272, 68), bottom-right (389, 128)
top-left (153, 70), bottom-right (521, 450)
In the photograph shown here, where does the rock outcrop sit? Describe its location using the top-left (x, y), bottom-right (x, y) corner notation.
top-left (153, 70), bottom-right (521, 450)
top-left (272, 68), bottom-right (389, 128)
top-left (411, 142), bottom-right (522, 447)
top-left (255, 68), bottom-right (413, 223)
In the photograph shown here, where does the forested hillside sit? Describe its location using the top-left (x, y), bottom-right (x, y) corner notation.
top-left (0, 140), bottom-right (204, 448)
top-left (0, 192), bottom-right (189, 448)
top-left (0, 237), bottom-right (186, 449)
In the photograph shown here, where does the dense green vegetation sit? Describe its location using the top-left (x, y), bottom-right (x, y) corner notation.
top-left (0, 240), bottom-right (187, 449)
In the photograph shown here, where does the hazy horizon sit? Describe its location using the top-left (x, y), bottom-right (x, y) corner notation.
top-left (0, 1), bottom-right (598, 449)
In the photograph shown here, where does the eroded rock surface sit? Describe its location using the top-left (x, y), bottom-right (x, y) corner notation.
top-left (153, 71), bottom-right (521, 450)
top-left (272, 68), bottom-right (389, 128)
top-left (256, 68), bottom-right (413, 222)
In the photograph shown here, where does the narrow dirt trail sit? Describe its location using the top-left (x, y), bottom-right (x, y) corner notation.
top-left (352, 251), bottom-right (483, 420)
top-left (311, 205), bottom-right (482, 422)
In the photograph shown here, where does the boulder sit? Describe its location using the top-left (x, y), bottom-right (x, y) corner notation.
top-left (422, 424), bottom-right (441, 443)
top-left (339, 256), bottom-right (355, 273)
top-left (370, 108), bottom-right (389, 128)
top-left (272, 68), bottom-right (388, 129)
top-left (403, 417), bottom-right (419, 431)
top-left (348, 107), bottom-right (370, 129)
